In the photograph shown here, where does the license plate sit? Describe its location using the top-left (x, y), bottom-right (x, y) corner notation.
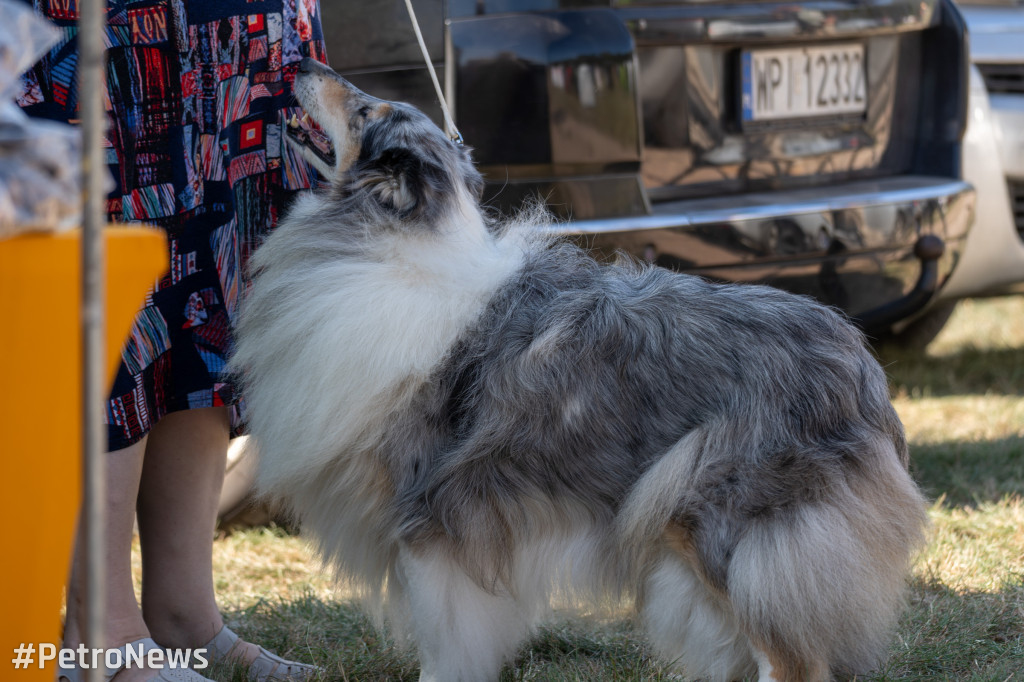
top-left (741, 44), bottom-right (867, 124)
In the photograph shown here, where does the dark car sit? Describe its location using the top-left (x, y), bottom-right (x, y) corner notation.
top-left (317, 0), bottom-right (973, 338)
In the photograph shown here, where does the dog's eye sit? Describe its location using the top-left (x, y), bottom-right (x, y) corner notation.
top-left (358, 106), bottom-right (371, 118)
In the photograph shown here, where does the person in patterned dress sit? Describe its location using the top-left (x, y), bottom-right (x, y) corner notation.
top-left (19, 1), bottom-right (326, 679)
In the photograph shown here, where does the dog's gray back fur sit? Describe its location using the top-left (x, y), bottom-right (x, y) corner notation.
top-left (379, 238), bottom-right (906, 592)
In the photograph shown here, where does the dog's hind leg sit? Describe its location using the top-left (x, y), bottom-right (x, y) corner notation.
top-left (639, 553), bottom-right (757, 682)
top-left (395, 547), bottom-right (533, 682)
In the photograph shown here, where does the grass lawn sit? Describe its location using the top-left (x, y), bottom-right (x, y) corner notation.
top-left (170, 296), bottom-right (1024, 681)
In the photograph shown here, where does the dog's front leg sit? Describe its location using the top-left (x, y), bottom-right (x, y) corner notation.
top-left (395, 546), bottom-right (532, 682)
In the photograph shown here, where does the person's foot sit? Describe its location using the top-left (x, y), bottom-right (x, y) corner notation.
top-left (202, 626), bottom-right (318, 681)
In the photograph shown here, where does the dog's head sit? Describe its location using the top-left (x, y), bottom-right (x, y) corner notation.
top-left (290, 58), bottom-right (484, 225)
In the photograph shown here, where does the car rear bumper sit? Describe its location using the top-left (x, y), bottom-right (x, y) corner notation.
top-left (938, 67), bottom-right (1024, 300)
top-left (547, 175), bottom-right (975, 325)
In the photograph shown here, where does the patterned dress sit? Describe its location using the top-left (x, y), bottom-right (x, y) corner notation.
top-left (19, 0), bottom-right (327, 450)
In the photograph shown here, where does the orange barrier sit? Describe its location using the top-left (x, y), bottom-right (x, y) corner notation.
top-left (0, 227), bottom-right (167, 681)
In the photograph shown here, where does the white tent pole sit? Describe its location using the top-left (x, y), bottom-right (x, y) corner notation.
top-left (78, 0), bottom-right (107, 679)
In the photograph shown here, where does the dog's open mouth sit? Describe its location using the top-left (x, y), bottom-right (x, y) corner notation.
top-left (285, 111), bottom-right (336, 169)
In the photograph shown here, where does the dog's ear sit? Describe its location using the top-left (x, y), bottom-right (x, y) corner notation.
top-left (352, 147), bottom-right (449, 220)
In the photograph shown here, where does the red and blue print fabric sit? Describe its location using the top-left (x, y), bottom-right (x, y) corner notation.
top-left (18, 0), bottom-right (327, 450)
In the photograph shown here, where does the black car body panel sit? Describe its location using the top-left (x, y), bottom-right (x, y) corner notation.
top-left (320, 0), bottom-right (974, 329)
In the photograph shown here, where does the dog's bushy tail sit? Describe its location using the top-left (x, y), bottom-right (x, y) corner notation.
top-left (728, 437), bottom-right (928, 678)
top-left (619, 425), bottom-right (928, 680)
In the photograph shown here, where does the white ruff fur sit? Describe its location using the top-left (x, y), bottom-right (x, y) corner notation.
top-left (233, 190), bottom-right (530, 596)
top-left (242, 193), bottom-right (523, 479)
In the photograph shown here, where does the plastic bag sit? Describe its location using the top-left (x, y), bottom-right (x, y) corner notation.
top-left (0, 0), bottom-right (85, 239)
top-left (0, 0), bottom-right (59, 97)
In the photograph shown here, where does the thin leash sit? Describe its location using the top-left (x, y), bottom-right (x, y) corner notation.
top-left (403, 0), bottom-right (463, 145)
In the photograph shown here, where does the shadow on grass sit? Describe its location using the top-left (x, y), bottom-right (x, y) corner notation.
top-left (219, 594), bottom-right (667, 681)
top-left (910, 436), bottom-right (1024, 508)
top-left (502, 620), bottom-right (675, 682)
top-left (878, 345), bottom-right (1024, 398)
top-left (217, 582), bottom-right (1024, 681)
top-left (875, 575), bottom-right (1024, 682)
top-left (219, 594), bottom-right (418, 682)
top-left (219, 593), bottom-right (675, 682)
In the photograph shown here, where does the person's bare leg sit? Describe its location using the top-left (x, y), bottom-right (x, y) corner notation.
top-left (136, 406), bottom-right (266, 666)
top-left (61, 437), bottom-right (154, 681)
top-left (136, 406), bottom-right (228, 649)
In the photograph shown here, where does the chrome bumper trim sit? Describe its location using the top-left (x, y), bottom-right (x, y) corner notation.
top-left (543, 176), bottom-right (973, 235)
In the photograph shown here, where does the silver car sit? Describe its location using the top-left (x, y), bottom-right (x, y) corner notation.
top-left (902, 0), bottom-right (1024, 346)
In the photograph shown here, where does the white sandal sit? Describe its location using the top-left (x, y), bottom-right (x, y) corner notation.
top-left (57, 637), bottom-right (215, 682)
top-left (203, 625), bottom-right (318, 681)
